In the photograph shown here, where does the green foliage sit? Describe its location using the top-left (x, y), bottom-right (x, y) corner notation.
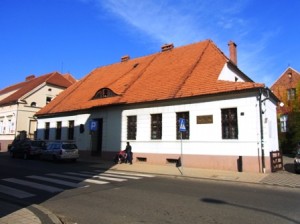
top-left (279, 112), bottom-right (300, 155)
top-left (279, 80), bottom-right (300, 154)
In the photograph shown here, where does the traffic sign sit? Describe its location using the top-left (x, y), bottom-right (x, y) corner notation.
top-left (179, 118), bottom-right (186, 132)
top-left (89, 120), bottom-right (98, 131)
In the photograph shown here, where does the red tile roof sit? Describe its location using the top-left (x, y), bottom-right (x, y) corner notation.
top-left (0, 71), bottom-right (76, 106)
top-left (36, 40), bottom-right (264, 116)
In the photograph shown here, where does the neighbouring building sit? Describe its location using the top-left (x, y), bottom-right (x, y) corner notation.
top-left (270, 67), bottom-right (300, 153)
top-left (0, 71), bottom-right (76, 151)
top-left (35, 40), bottom-right (280, 173)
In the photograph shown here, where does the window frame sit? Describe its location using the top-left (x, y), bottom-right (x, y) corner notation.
top-left (55, 121), bottom-right (62, 140)
top-left (221, 108), bottom-right (238, 139)
top-left (68, 120), bottom-right (75, 140)
top-left (127, 115), bottom-right (137, 140)
top-left (287, 88), bottom-right (296, 101)
top-left (280, 114), bottom-right (288, 133)
top-left (44, 122), bottom-right (50, 140)
top-left (92, 88), bottom-right (117, 99)
top-left (151, 114), bottom-right (162, 140)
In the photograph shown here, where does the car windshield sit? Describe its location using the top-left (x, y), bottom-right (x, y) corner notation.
top-left (62, 144), bottom-right (77, 150)
top-left (297, 149), bottom-right (300, 155)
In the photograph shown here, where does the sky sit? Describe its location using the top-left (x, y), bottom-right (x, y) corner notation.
top-left (1, 0), bottom-right (299, 90)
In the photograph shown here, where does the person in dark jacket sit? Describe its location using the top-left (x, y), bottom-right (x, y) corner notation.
top-left (125, 142), bottom-right (132, 164)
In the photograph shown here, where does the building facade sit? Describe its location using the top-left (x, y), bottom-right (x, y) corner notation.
top-left (36, 40), bottom-right (279, 173)
top-left (270, 67), bottom-right (300, 153)
top-left (0, 72), bottom-right (76, 151)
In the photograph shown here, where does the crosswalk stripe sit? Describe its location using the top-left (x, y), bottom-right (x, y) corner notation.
top-left (65, 172), bottom-right (127, 182)
top-left (0, 169), bottom-right (152, 199)
top-left (47, 173), bottom-right (109, 185)
top-left (81, 171), bottom-right (141, 180)
top-left (27, 175), bottom-right (84, 188)
top-left (95, 170), bottom-right (155, 178)
top-left (3, 178), bottom-right (63, 193)
top-left (0, 184), bottom-right (35, 198)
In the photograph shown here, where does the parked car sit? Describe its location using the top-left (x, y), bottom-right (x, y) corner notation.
top-left (9, 139), bottom-right (46, 160)
top-left (40, 142), bottom-right (79, 162)
top-left (294, 149), bottom-right (300, 174)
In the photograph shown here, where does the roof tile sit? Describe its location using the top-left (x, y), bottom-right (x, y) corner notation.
top-left (36, 40), bottom-right (264, 116)
top-left (0, 71), bottom-right (75, 106)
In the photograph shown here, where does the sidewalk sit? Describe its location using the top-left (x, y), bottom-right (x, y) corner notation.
top-left (1, 156), bottom-right (299, 224)
top-left (83, 157), bottom-right (300, 188)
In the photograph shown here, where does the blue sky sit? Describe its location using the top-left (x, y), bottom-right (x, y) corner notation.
top-left (1, 0), bottom-right (299, 90)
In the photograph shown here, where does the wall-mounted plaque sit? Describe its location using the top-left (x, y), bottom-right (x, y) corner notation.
top-left (197, 115), bottom-right (213, 124)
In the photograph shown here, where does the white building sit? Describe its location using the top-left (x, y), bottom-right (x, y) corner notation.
top-left (0, 72), bottom-right (76, 150)
top-left (36, 40), bottom-right (279, 173)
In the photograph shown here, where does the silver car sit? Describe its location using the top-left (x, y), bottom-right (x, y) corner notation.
top-left (41, 142), bottom-right (79, 162)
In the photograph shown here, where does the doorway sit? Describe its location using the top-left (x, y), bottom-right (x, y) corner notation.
top-left (91, 118), bottom-right (103, 156)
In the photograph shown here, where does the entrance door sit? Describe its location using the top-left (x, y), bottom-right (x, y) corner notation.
top-left (91, 118), bottom-right (103, 156)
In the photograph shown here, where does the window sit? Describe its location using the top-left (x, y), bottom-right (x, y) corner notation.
top-left (68, 120), bottom-right (74, 140)
top-left (0, 120), bottom-right (3, 134)
top-left (287, 88), bottom-right (296, 100)
top-left (44, 122), bottom-right (50, 140)
top-left (151, 114), bottom-right (162, 139)
top-left (221, 108), bottom-right (238, 139)
top-left (46, 97), bottom-right (52, 104)
top-left (56, 121), bottom-right (62, 140)
top-left (176, 112), bottom-right (189, 139)
top-left (92, 88), bottom-right (117, 99)
top-left (127, 116), bottom-right (137, 140)
top-left (7, 119), bottom-right (12, 133)
top-left (280, 114), bottom-right (288, 132)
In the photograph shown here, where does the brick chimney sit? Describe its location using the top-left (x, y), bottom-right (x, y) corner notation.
top-left (25, 75), bottom-right (35, 81)
top-left (228, 41), bottom-right (237, 65)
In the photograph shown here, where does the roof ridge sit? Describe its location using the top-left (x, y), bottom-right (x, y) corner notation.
top-left (270, 66), bottom-right (300, 88)
top-left (172, 40), bottom-right (212, 98)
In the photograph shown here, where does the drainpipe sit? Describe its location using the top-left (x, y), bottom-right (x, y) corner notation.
top-left (258, 88), bottom-right (270, 173)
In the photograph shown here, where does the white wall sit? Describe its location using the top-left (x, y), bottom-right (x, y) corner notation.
top-left (36, 91), bottom-right (279, 162)
top-left (0, 104), bottom-right (18, 140)
top-left (121, 93), bottom-right (278, 158)
top-left (37, 114), bottom-right (91, 149)
top-left (218, 63), bottom-right (248, 82)
top-left (37, 107), bottom-right (123, 151)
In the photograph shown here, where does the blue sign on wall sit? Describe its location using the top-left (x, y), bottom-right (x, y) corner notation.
top-left (89, 120), bottom-right (98, 131)
top-left (179, 118), bottom-right (186, 132)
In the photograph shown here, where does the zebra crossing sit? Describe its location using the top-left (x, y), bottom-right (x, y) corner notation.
top-left (0, 170), bottom-right (155, 199)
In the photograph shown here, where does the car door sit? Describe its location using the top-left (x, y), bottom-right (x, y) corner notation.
top-left (42, 143), bottom-right (52, 160)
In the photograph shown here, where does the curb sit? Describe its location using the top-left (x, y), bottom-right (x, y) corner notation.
top-left (31, 204), bottom-right (63, 224)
